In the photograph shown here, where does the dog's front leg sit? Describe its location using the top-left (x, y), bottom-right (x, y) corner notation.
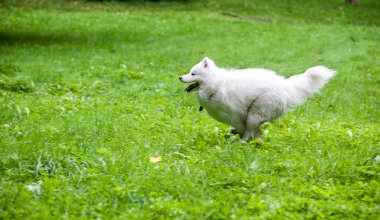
top-left (230, 128), bottom-right (239, 135)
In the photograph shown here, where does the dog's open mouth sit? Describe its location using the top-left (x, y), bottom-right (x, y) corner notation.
top-left (184, 82), bottom-right (199, 92)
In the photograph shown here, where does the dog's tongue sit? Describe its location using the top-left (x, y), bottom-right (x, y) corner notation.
top-left (184, 82), bottom-right (199, 92)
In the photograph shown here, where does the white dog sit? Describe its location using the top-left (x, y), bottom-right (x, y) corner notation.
top-left (179, 57), bottom-right (336, 141)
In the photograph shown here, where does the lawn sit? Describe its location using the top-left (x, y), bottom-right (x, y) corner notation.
top-left (0, 0), bottom-right (379, 219)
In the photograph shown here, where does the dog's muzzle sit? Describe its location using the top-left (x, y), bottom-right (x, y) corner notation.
top-left (183, 82), bottom-right (199, 92)
top-left (179, 76), bottom-right (200, 92)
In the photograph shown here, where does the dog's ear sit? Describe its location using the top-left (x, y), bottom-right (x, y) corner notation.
top-left (202, 57), bottom-right (210, 68)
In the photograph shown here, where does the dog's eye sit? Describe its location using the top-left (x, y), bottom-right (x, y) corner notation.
top-left (191, 72), bottom-right (196, 76)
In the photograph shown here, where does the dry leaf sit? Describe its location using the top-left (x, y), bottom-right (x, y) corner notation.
top-left (149, 156), bottom-right (162, 163)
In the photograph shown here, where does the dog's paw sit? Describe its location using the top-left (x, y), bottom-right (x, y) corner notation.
top-left (230, 128), bottom-right (239, 135)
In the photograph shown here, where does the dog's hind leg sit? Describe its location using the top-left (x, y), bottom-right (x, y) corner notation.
top-left (242, 114), bottom-right (265, 141)
top-left (241, 98), bottom-right (267, 141)
top-left (254, 128), bottom-right (262, 138)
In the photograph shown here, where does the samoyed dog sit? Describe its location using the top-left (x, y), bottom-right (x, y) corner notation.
top-left (179, 57), bottom-right (336, 141)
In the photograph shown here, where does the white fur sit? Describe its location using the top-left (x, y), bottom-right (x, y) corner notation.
top-left (180, 57), bottom-right (336, 141)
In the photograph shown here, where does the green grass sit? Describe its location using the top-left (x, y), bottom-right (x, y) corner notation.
top-left (1, 0), bottom-right (379, 219)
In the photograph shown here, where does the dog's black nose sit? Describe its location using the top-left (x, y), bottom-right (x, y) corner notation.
top-left (179, 76), bottom-right (182, 81)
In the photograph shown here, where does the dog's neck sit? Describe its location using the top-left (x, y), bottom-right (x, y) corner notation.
top-left (198, 69), bottom-right (224, 95)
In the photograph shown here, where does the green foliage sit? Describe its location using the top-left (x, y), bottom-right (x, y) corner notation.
top-left (0, 0), bottom-right (379, 219)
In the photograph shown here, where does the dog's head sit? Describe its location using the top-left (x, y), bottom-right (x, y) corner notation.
top-left (179, 57), bottom-right (216, 92)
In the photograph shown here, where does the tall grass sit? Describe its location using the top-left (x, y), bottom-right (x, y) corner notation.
top-left (0, 0), bottom-right (379, 218)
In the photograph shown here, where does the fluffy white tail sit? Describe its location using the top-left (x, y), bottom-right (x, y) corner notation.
top-left (286, 66), bottom-right (336, 109)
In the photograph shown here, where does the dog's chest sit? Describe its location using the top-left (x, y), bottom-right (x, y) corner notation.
top-left (197, 89), bottom-right (216, 104)
top-left (197, 89), bottom-right (244, 127)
